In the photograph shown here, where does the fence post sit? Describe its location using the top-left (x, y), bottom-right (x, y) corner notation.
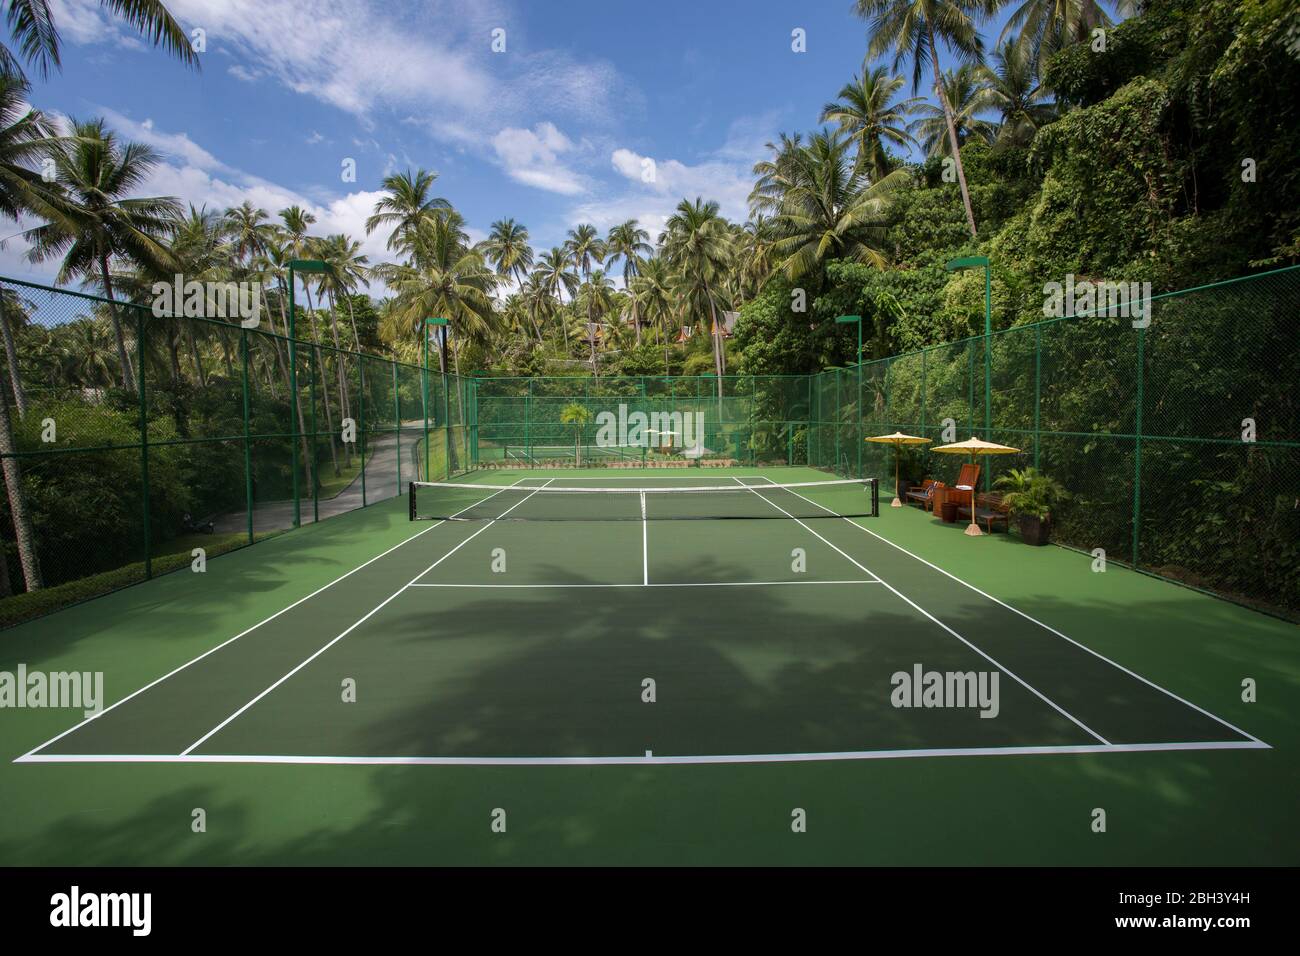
top-left (241, 328), bottom-right (253, 545)
top-left (359, 359), bottom-right (366, 507)
top-left (137, 309), bottom-right (151, 579)
top-left (310, 349), bottom-right (319, 524)
top-left (392, 361), bottom-right (400, 496)
top-left (1034, 324), bottom-right (1042, 470)
top-left (1132, 325), bottom-right (1145, 566)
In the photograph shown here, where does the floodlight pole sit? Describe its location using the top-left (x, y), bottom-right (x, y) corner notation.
top-left (424, 318), bottom-right (449, 480)
top-left (837, 315), bottom-right (863, 478)
top-left (946, 256), bottom-right (991, 489)
top-left (287, 259), bottom-right (328, 527)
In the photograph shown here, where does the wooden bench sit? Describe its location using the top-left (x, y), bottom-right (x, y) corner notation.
top-left (904, 479), bottom-right (944, 511)
top-left (955, 492), bottom-right (1011, 533)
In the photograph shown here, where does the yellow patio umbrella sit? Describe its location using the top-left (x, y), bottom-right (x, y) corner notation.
top-left (865, 432), bottom-right (932, 507)
top-left (931, 436), bottom-right (1022, 537)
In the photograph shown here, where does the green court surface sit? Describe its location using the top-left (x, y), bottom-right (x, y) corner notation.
top-left (0, 466), bottom-right (1295, 865)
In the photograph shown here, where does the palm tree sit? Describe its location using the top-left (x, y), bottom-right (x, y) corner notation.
top-left (979, 40), bottom-right (1058, 151)
top-left (0, 289), bottom-right (31, 415)
top-left (376, 214), bottom-right (499, 473)
top-left (750, 132), bottom-right (806, 219)
top-left (365, 168), bottom-right (450, 253)
top-left (480, 218), bottom-right (539, 341)
top-left (560, 403), bottom-right (592, 466)
top-left (854, 0), bottom-right (996, 237)
top-left (534, 247), bottom-right (578, 345)
top-left (0, 0), bottom-right (198, 83)
top-left (605, 220), bottom-right (652, 344)
top-left (167, 203), bottom-right (236, 385)
top-left (630, 256), bottom-right (676, 373)
top-left (660, 198), bottom-right (732, 400)
top-left (279, 205), bottom-right (341, 478)
top-left (820, 65), bottom-right (920, 182)
top-left (24, 118), bottom-right (181, 390)
top-left (321, 233), bottom-right (370, 351)
top-left (576, 270), bottom-right (616, 374)
top-left (909, 65), bottom-right (1000, 157)
top-left (1000, 0), bottom-right (1118, 78)
top-left (564, 224), bottom-right (606, 351)
top-left (0, 362), bottom-right (39, 590)
top-left (0, 74), bottom-right (61, 227)
top-left (769, 132), bottom-right (907, 282)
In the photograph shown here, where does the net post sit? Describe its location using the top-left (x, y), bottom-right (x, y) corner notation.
top-left (870, 477), bottom-right (879, 517)
top-left (408, 480), bottom-right (416, 521)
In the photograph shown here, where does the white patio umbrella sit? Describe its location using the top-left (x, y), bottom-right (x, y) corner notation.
top-left (866, 432), bottom-right (932, 507)
top-left (931, 436), bottom-right (1021, 536)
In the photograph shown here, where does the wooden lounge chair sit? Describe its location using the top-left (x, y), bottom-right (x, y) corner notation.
top-left (956, 492), bottom-right (1010, 533)
top-left (942, 463), bottom-right (981, 511)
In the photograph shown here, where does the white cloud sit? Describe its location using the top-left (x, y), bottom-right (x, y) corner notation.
top-left (491, 123), bottom-right (585, 195)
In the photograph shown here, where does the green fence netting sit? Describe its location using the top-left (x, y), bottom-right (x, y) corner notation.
top-left (3, 265), bottom-right (1297, 625)
top-left (0, 276), bottom-right (469, 627)
top-left (808, 265), bottom-right (1300, 619)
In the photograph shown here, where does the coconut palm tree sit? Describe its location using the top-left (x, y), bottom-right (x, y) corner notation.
top-left (605, 220), bottom-right (652, 344)
top-left (0, 74), bottom-right (61, 228)
top-left (0, 0), bottom-right (198, 83)
top-left (660, 198), bottom-right (732, 399)
top-left (908, 64), bottom-right (1000, 157)
top-left (24, 118), bottom-right (181, 391)
top-left (576, 270), bottom-right (616, 374)
top-left (820, 65), bottom-right (921, 182)
top-left (750, 132), bottom-right (806, 219)
top-left (560, 403), bottom-right (592, 466)
top-left (768, 132), bottom-right (907, 282)
top-left (854, 0), bottom-right (995, 238)
top-left (480, 218), bottom-right (539, 342)
top-left (365, 168), bottom-right (450, 253)
top-left (630, 256), bottom-right (676, 373)
top-left (534, 247), bottom-right (578, 345)
top-left (279, 205), bottom-right (341, 478)
top-left (979, 40), bottom-right (1059, 151)
top-left (376, 214), bottom-right (499, 473)
top-left (0, 289), bottom-right (31, 415)
top-left (999, 0), bottom-right (1118, 78)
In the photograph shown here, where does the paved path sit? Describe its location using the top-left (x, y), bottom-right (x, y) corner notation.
top-left (212, 426), bottom-right (421, 533)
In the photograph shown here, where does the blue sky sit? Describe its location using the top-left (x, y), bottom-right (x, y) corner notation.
top-left (4, 0), bottom-right (1025, 294)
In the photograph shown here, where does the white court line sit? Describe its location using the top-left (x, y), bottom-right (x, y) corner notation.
top-left (640, 490), bottom-right (649, 586)
top-left (408, 580), bottom-right (881, 589)
top-left (179, 479), bottom-right (556, 757)
top-left (13, 739), bottom-right (1269, 767)
top-left (731, 477), bottom-right (1111, 745)
top-left (765, 476), bottom-right (1266, 746)
top-left (14, 482), bottom-right (529, 763)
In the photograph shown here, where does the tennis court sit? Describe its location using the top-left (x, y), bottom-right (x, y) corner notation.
top-left (14, 468), bottom-right (1263, 767)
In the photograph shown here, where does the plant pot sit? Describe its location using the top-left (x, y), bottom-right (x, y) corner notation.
top-left (1017, 514), bottom-right (1050, 546)
top-left (940, 501), bottom-right (958, 523)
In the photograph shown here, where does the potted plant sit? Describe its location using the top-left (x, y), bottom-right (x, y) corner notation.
top-left (994, 468), bottom-right (1070, 546)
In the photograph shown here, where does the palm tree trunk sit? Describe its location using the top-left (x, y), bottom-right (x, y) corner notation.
top-left (1, 309), bottom-right (28, 417)
top-left (325, 290), bottom-right (353, 468)
top-left (928, 29), bottom-right (978, 238)
top-left (98, 256), bottom-right (136, 391)
top-left (0, 371), bottom-right (42, 591)
top-left (274, 280), bottom-right (314, 490)
top-left (186, 324), bottom-right (207, 388)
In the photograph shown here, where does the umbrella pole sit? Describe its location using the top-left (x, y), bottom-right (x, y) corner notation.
top-left (964, 452), bottom-right (983, 536)
top-left (893, 446), bottom-right (902, 507)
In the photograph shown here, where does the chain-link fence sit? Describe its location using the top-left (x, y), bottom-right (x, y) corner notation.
top-left (471, 374), bottom-right (811, 468)
top-left (0, 276), bottom-right (470, 628)
top-left (808, 265), bottom-right (1300, 619)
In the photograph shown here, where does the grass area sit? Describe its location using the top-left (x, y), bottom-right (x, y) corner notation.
top-left (0, 530), bottom-right (281, 630)
top-left (314, 449), bottom-right (365, 500)
top-left (0, 467), bottom-right (1295, 864)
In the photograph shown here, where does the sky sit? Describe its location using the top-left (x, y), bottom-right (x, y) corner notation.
top-left (1, 0), bottom-right (1022, 295)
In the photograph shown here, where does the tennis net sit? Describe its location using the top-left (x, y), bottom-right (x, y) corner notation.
top-left (408, 478), bottom-right (880, 522)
